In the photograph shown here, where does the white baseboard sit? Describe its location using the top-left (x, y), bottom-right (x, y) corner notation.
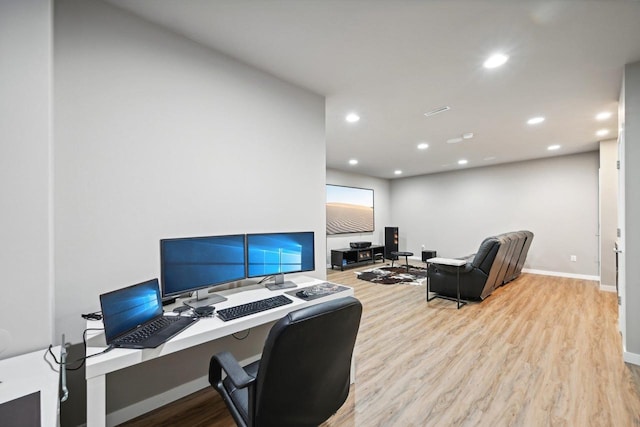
top-left (599, 284), bottom-right (617, 293)
top-left (522, 268), bottom-right (600, 282)
top-left (623, 350), bottom-right (640, 366)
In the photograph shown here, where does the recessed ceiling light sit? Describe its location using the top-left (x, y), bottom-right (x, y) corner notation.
top-left (462, 132), bottom-right (474, 139)
top-left (548, 144), bottom-right (561, 151)
top-left (348, 159), bottom-right (358, 165)
top-left (417, 142), bottom-right (429, 150)
top-left (527, 116), bottom-right (545, 125)
top-left (458, 159), bottom-right (468, 165)
top-left (447, 137), bottom-right (463, 144)
top-left (596, 112), bottom-right (612, 121)
top-left (394, 170), bottom-right (403, 175)
top-left (345, 113), bottom-right (360, 123)
top-left (483, 53), bottom-right (509, 69)
top-left (596, 129), bottom-right (610, 137)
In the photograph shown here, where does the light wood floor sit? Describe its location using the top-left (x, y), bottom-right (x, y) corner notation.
top-left (121, 265), bottom-right (640, 426)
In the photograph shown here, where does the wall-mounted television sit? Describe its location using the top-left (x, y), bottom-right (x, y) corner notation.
top-left (160, 234), bottom-right (246, 308)
top-left (246, 231), bottom-right (315, 290)
top-left (326, 184), bottom-right (374, 235)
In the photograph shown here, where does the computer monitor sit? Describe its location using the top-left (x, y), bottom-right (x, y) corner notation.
top-left (160, 234), bottom-right (246, 308)
top-left (246, 231), bottom-right (315, 290)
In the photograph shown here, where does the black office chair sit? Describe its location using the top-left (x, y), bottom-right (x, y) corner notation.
top-left (209, 296), bottom-right (363, 427)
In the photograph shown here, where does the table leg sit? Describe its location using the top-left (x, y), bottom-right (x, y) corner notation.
top-left (426, 263), bottom-right (467, 309)
top-left (426, 262), bottom-right (431, 301)
top-left (87, 375), bottom-right (106, 427)
top-left (456, 265), bottom-right (461, 309)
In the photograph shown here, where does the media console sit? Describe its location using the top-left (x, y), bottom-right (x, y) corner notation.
top-left (331, 245), bottom-right (385, 271)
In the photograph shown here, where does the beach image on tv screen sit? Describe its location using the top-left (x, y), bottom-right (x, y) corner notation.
top-left (326, 185), bottom-right (374, 235)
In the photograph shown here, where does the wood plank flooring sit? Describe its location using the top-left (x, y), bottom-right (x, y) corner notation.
top-left (121, 265), bottom-right (640, 426)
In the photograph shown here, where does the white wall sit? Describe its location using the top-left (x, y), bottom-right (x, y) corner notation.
top-left (325, 169), bottom-right (391, 264)
top-left (622, 60), bottom-right (640, 361)
top-left (0, 0), bottom-right (53, 359)
top-left (390, 152), bottom-right (600, 276)
top-left (54, 0), bottom-right (325, 421)
top-left (599, 139), bottom-right (618, 289)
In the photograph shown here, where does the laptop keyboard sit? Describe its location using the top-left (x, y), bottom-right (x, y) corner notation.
top-left (217, 295), bottom-right (293, 321)
top-left (118, 316), bottom-right (183, 344)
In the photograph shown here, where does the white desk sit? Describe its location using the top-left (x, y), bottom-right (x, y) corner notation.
top-left (0, 346), bottom-right (61, 426)
top-left (85, 276), bottom-right (353, 426)
top-left (426, 257), bottom-right (468, 309)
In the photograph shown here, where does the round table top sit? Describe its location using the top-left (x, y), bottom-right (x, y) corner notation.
top-left (391, 251), bottom-right (413, 256)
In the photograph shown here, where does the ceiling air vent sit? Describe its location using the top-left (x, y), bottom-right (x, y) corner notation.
top-left (424, 106), bottom-right (451, 117)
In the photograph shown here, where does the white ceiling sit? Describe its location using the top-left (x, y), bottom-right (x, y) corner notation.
top-left (105, 0), bottom-right (640, 179)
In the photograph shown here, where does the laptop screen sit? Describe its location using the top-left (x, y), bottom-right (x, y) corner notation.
top-left (100, 279), bottom-right (163, 344)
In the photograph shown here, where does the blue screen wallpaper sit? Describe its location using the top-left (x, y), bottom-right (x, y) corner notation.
top-left (247, 232), bottom-right (314, 277)
top-left (100, 279), bottom-right (162, 342)
top-left (161, 234), bottom-right (246, 296)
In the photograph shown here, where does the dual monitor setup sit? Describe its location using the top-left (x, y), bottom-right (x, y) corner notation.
top-left (160, 231), bottom-right (315, 308)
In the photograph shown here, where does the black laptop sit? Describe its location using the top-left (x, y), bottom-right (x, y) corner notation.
top-left (99, 278), bottom-right (198, 349)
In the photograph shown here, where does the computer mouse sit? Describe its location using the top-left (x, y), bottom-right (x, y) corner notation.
top-left (296, 290), bottom-right (310, 298)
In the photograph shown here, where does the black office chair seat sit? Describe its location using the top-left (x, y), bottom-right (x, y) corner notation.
top-left (209, 296), bottom-right (363, 427)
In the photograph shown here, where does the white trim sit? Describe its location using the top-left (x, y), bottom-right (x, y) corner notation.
top-left (522, 268), bottom-right (599, 282)
top-left (623, 350), bottom-right (640, 366)
top-left (599, 284), bottom-right (617, 293)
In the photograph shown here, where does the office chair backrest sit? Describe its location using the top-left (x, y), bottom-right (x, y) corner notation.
top-left (254, 296), bottom-right (362, 427)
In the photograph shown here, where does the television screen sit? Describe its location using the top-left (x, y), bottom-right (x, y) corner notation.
top-left (246, 232), bottom-right (315, 278)
top-left (160, 234), bottom-right (246, 297)
top-left (326, 184), bottom-right (374, 234)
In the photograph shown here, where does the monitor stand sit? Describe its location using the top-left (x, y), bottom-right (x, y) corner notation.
top-left (265, 273), bottom-right (297, 291)
top-left (184, 289), bottom-right (227, 309)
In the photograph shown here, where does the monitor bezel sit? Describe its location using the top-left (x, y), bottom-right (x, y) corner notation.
top-left (245, 231), bottom-right (316, 279)
top-left (159, 233), bottom-right (247, 298)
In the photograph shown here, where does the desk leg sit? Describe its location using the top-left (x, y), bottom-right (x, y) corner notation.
top-left (87, 375), bottom-right (106, 427)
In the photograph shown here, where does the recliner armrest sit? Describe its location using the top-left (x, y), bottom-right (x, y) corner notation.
top-left (430, 263), bottom-right (473, 274)
top-left (209, 351), bottom-right (255, 390)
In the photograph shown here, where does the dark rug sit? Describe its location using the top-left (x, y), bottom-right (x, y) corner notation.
top-left (356, 265), bottom-right (428, 285)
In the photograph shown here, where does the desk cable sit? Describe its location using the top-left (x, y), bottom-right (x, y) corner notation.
top-left (45, 328), bottom-right (114, 372)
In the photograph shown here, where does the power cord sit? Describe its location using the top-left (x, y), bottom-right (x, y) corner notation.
top-left (232, 329), bottom-right (251, 340)
top-left (257, 276), bottom-right (274, 284)
top-left (46, 328), bottom-right (113, 371)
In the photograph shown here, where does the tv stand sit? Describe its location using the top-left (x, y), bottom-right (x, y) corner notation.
top-left (331, 245), bottom-right (385, 271)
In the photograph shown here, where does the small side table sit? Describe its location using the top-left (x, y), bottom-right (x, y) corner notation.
top-left (426, 257), bottom-right (467, 309)
top-left (390, 251), bottom-right (413, 272)
top-left (421, 250), bottom-right (437, 262)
